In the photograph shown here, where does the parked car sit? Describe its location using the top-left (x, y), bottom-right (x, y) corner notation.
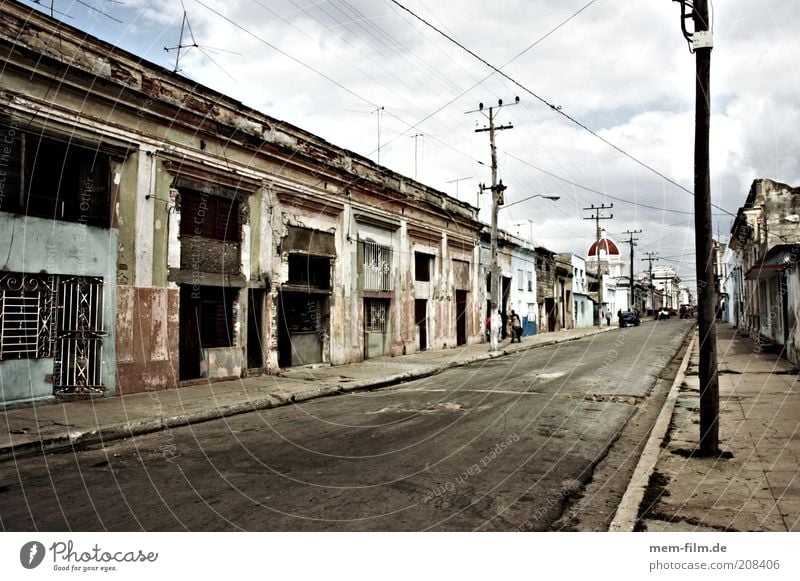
top-left (618, 311), bottom-right (641, 327)
top-left (657, 308), bottom-right (670, 320)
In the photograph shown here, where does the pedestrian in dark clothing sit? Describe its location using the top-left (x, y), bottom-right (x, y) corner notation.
top-left (605, 310), bottom-right (612, 326)
top-left (510, 310), bottom-right (522, 342)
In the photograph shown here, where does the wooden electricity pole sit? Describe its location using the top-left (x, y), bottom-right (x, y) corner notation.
top-left (675, 0), bottom-right (719, 454)
top-left (642, 252), bottom-right (658, 315)
top-left (622, 230), bottom-right (642, 311)
top-left (470, 98), bottom-right (518, 351)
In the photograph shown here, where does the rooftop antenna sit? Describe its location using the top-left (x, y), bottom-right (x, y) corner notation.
top-left (371, 106), bottom-right (385, 164)
top-left (409, 133), bottom-right (424, 180)
top-left (164, 4), bottom-right (240, 79)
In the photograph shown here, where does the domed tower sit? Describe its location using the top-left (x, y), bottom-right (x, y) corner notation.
top-left (586, 229), bottom-right (623, 277)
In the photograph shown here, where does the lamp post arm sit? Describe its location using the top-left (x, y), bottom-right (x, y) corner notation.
top-left (501, 194), bottom-right (559, 209)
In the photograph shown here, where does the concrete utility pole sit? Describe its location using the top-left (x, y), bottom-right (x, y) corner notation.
top-left (693, 0), bottom-right (719, 455)
top-left (642, 252), bottom-right (658, 315)
top-left (582, 204), bottom-right (613, 313)
top-left (622, 230), bottom-right (642, 311)
top-left (470, 98), bottom-right (518, 351)
top-left (583, 204), bottom-right (614, 274)
top-left (674, 0), bottom-right (719, 454)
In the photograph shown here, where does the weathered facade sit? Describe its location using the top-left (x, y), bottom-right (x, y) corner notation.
top-left (729, 179), bottom-right (800, 366)
top-left (535, 246), bottom-right (557, 333)
top-left (562, 254), bottom-right (592, 328)
top-left (508, 235), bottom-right (538, 336)
top-left (0, 1), bottom-right (482, 406)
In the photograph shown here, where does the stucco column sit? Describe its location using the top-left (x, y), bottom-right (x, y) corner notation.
top-left (134, 146), bottom-right (157, 288)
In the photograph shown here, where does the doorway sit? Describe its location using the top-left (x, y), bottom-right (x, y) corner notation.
top-left (545, 297), bottom-right (557, 333)
top-left (455, 290), bottom-right (468, 346)
top-left (415, 299), bottom-right (428, 351)
top-left (247, 288), bottom-right (264, 370)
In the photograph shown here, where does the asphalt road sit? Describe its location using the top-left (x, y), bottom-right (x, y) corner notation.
top-left (0, 320), bottom-right (694, 531)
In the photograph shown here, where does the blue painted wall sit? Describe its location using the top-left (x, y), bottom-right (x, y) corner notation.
top-left (0, 213), bottom-right (118, 406)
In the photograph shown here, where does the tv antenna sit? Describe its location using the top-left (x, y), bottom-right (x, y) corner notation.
top-left (164, 4), bottom-right (240, 80)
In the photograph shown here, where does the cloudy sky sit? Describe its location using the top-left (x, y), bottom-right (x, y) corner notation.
top-left (24, 0), bottom-right (800, 286)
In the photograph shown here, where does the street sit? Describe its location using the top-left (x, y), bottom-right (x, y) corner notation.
top-left (0, 320), bottom-right (693, 532)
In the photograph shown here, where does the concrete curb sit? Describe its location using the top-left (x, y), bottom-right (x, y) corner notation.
top-left (608, 331), bottom-right (696, 531)
top-left (1, 326), bottom-right (616, 460)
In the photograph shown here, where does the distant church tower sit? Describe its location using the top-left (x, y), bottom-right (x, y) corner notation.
top-left (586, 229), bottom-right (623, 277)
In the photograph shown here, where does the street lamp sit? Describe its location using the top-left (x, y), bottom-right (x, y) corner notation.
top-left (501, 193), bottom-right (560, 209)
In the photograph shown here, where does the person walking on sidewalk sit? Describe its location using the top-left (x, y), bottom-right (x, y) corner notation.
top-left (605, 309), bottom-right (612, 326)
top-left (510, 310), bottom-right (522, 342)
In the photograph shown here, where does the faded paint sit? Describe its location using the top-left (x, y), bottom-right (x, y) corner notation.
top-left (200, 347), bottom-right (243, 379)
top-left (0, 213), bottom-right (118, 404)
top-left (134, 147), bottom-right (157, 287)
top-left (0, 1), bottom-right (484, 399)
top-left (115, 287), bottom-right (179, 394)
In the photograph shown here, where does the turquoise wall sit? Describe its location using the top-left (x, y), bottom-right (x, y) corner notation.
top-left (0, 212), bottom-right (118, 406)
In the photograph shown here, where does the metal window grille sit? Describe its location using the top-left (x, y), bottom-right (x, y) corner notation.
top-left (0, 273), bottom-right (56, 360)
top-left (365, 298), bottom-right (388, 333)
top-left (362, 241), bottom-right (393, 291)
top-left (53, 276), bottom-right (106, 392)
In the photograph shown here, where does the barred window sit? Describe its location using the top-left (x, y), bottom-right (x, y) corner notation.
top-left (360, 241), bottom-right (393, 291)
top-left (0, 273), bottom-right (56, 360)
top-left (365, 298), bottom-right (389, 333)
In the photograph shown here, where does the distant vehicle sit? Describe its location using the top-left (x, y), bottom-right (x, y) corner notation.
top-left (619, 311), bottom-right (641, 327)
top-left (679, 304), bottom-right (694, 319)
top-left (657, 308), bottom-right (670, 320)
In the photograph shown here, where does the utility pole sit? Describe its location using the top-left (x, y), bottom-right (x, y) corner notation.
top-left (582, 204), bottom-right (614, 275)
top-left (622, 230), bottom-right (642, 311)
top-left (642, 252), bottom-right (659, 316)
top-left (470, 98), bottom-right (518, 351)
top-left (674, 0), bottom-right (719, 454)
top-left (582, 204), bottom-right (613, 318)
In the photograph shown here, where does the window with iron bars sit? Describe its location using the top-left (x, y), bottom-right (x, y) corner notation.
top-left (364, 298), bottom-right (389, 333)
top-left (0, 273), bottom-right (56, 360)
top-left (360, 241), bottom-right (393, 291)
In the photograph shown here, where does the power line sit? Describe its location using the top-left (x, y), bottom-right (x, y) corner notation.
top-left (387, 0), bottom-right (737, 217)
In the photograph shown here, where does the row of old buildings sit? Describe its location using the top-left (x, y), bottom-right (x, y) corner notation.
top-left (0, 1), bottom-right (649, 408)
top-left (719, 179), bottom-right (800, 367)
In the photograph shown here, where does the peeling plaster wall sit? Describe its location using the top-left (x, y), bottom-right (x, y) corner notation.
top-left (0, 213), bottom-right (118, 405)
top-left (0, 1), bottom-right (485, 386)
top-left (115, 286), bottom-right (179, 393)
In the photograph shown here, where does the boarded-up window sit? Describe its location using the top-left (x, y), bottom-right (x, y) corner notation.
top-left (0, 122), bottom-right (110, 227)
top-left (452, 259), bottom-right (470, 290)
top-left (180, 189), bottom-right (240, 242)
top-left (194, 286), bottom-right (236, 348)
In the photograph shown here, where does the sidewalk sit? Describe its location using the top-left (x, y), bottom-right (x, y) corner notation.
top-left (1, 324), bottom-right (615, 461)
top-left (612, 323), bottom-right (800, 532)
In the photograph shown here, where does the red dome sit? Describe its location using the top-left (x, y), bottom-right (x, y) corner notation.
top-left (588, 238), bottom-right (620, 256)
